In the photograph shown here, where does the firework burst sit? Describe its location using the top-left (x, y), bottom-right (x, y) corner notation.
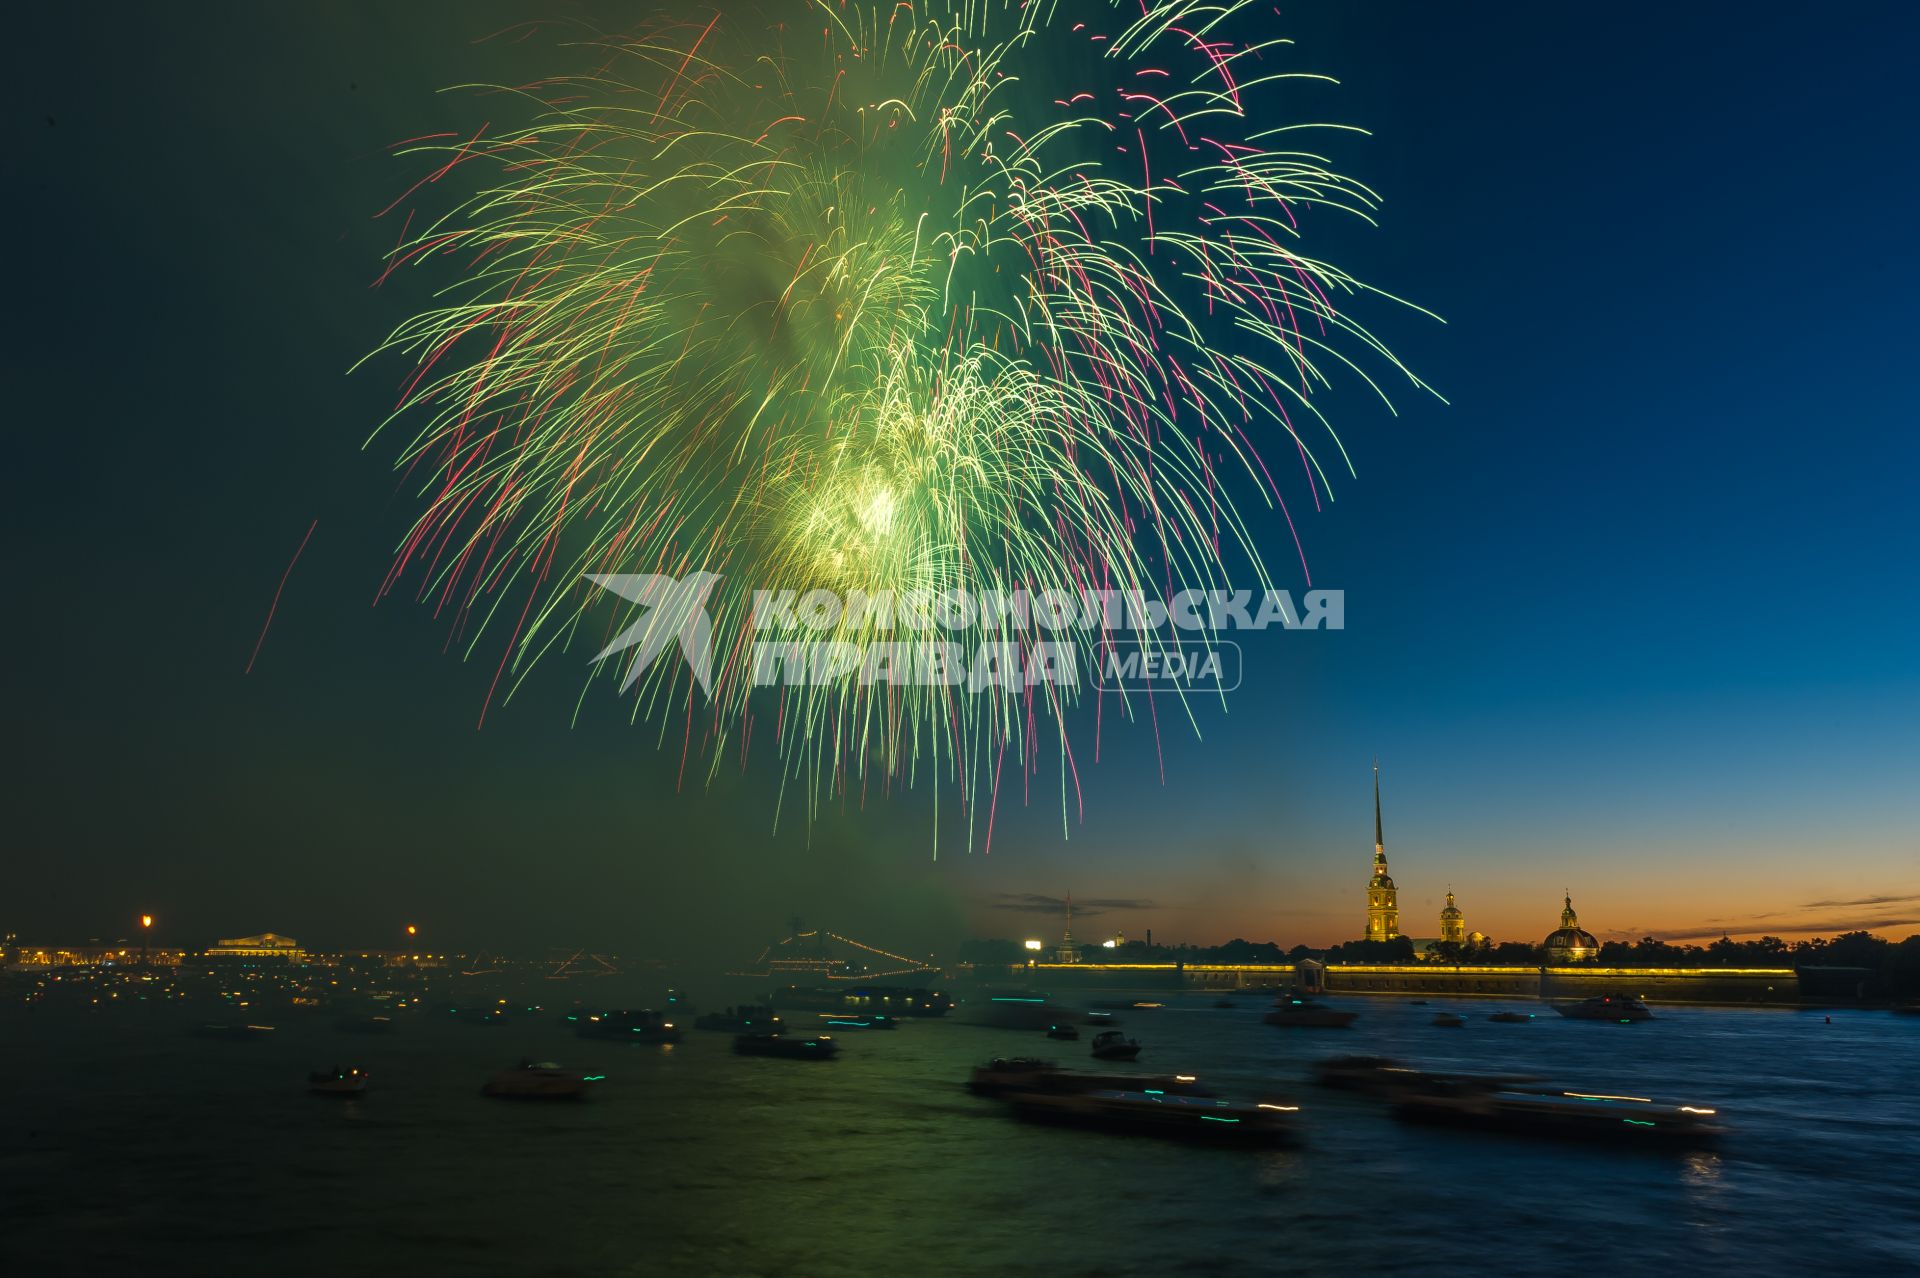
top-left (361, 0), bottom-right (1438, 845)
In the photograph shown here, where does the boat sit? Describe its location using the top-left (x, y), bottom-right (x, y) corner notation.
top-left (771, 985), bottom-right (951, 1017)
top-left (570, 1009), bottom-right (682, 1043)
top-left (1005, 1089), bottom-right (1301, 1145)
top-left (1090, 1030), bottom-right (1142, 1061)
top-left (1554, 994), bottom-right (1653, 1022)
top-left (452, 1005), bottom-right (514, 1026)
top-left (733, 1032), bottom-right (839, 1060)
top-left (967, 1058), bottom-right (1214, 1098)
top-left (693, 1006), bottom-right (781, 1033)
top-left (956, 996), bottom-right (1076, 1031)
top-left (1432, 1012), bottom-right (1468, 1028)
top-left (1313, 1056), bottom-right (1419, 1094)
top-left (1488, 1011), bottom-right (1535, 1024)
top-left (191, 1023), bottom-right (275, 1041)
top-left (1391, 1082), bottom-right (1724, 1144)
top-left (1263, 996), bottom-right (1358, 1029)
top-left (482, 1061), bottom-right (601, 1099)
top-left (334, 1014), bottom-right (395, 1034)
top-left (308, 1066), bottom-right (370, 1097)
top-left (1046, 1024), bottom-right (1080, 1041)
top-left (1084, 1011), bottom-right (1117, 1026)
top-left (1312, 1056), bottom-right (1543, 1097)
top-left (820, 1014), bottom-right (897, 1030)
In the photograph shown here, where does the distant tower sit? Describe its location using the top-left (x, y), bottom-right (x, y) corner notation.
top-left (1055, 893), bottom-right (1081, 963)
top-left (1365, 762), bottom-right (1401, 941)
top-left (1440, 891), bottom-right (1465, 943)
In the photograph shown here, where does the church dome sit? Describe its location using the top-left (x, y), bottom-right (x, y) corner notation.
top-left (1543, 894), bottom-right (1598, 962)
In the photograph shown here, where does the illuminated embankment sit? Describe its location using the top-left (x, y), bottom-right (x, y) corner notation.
top-left (987, 962), bottom-right (1804, 1005)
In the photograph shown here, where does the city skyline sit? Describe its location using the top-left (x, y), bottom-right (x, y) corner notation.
top-left (10, 1), bottom-right (1918, 961)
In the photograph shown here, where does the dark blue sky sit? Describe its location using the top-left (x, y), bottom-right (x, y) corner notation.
top-left (8, 2), bottom-right (1917, 956)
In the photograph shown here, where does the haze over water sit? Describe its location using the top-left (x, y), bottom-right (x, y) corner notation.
top-left (6, 992), bottom-right (1915, 1275)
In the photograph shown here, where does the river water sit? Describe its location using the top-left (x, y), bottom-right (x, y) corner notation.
top-left (3, 992), bottom-right (1915, 1276)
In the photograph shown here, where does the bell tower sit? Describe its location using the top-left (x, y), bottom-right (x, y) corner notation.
top-left (1365, 762), bottom-right (1400, 941)
top-left (1440, 891), bottom-right (1465, 943)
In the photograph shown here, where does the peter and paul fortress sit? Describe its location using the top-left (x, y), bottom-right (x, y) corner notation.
top-left (1363, 762), bottom-right (1400, 942)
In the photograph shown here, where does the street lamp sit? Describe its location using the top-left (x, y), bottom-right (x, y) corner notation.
top-left (140, 913), bottom-right (153, 965)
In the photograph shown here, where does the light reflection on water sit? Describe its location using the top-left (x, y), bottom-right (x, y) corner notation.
top-left (2, 997), bottom-right (1916, 1275)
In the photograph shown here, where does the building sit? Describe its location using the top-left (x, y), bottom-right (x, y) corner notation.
top-left (1543, 895), bottom-right (1598, 963)
top-left (208, 932), bottom-right (306, 961)
top-left (8, 942), bottom-right (186, 967)
top-left (1364, 763), bottom-right (1400, 941)
top-left (1439, 891), bottom-right (1466, 944)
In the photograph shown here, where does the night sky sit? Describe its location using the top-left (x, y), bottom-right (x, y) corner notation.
top-left (11, 2), bottom-right (1918, 961)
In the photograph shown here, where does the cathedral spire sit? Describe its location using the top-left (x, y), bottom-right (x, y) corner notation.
top-left (1364, 761), bottom-right (1399, 942)
top-left (1373, 759), bottom-right (1384, 858)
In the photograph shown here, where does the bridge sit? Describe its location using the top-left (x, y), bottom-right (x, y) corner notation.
top-left (733, 927), bottom-right (938, 982)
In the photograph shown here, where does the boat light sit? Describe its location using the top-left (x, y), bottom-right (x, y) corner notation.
top-left (1622, 1119), bottom-right (1656, 1127)
top-left (1175, 1075), bottom-right (1196, 1082)
top-left (1257, 1103), bottom-right (1300, 1112)
top-left (1679, 1106), bottom-right (1717, 1115)
top-left (1200, 1115), bottom-right (1240, 1123)
top-left (1563, 1092), bottom-right (1651, 1103)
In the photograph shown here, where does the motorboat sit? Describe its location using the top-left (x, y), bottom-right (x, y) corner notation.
top-left (1312, 1056), bottom-right (1542, 1097)
top-left (1263, 996), bottom-right (1358, 1029)
top-left (191, 1023), bottom-right (275, 1041)
top-left (693, 1006), bottom-right (781, 1033)
top-left (1432, 1012), bottom-right (1468, 1028)
top-left (1314, 1056), bottom-right (1419, 1094)
top-left (1555, 994), bottom-right (1653, 1022)
top-left (308, 1066), bottom-right (370, 1097)
top-left (733, 1032), bottom-right (839, 1060)
top-left (1090, 1030), bottom-right (1142, 1061)
top-left (1392, 1082), bottom-right (1724, 1144)
top-left (453, 1005), bottom-right (513, 1026)
top-left (482, 1061), bottom-right (601, 1099)
top-left (1046, 1024), bottom-right (1080, 1041)
top-left (1489, 1011), bottom-right (1535, 1023)
top-left (821, 1014), bottom-right (897, 1030)
top-left (772, 985), bottom-right (951, 1017)
top-left (967, 1058), bottom-right (1213, 1098)
top-left (570, 1009), bottom-right (682, 1043)
top-left (1005, 1089), bottom-right (1301, 1145)
top-left (956, 996), bottom-right (1076, 1031)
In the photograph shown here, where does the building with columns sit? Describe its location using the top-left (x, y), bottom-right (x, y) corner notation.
top-left (1439, 891), bottom-right (1466, 943)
